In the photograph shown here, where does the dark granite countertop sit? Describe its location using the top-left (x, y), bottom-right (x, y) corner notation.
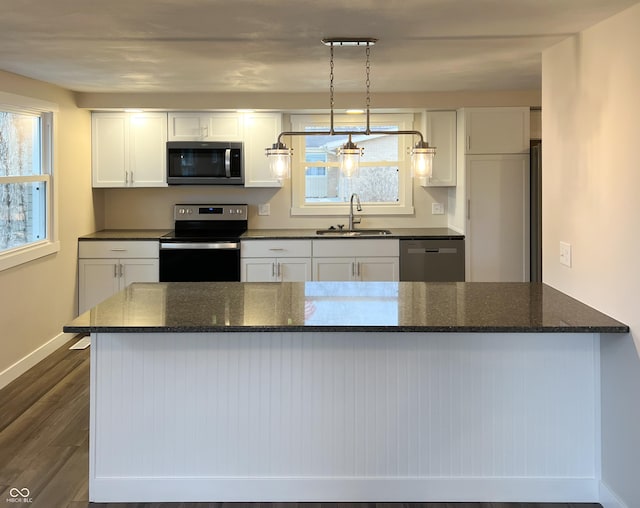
top-left (64, 281), bottom-right (628, 334)
top-left (241, 228), bottom-right (464, 239)
top-left (79, 228), bottom-right (463, 241)
top-left (79, 229), bottom-right (171, 240)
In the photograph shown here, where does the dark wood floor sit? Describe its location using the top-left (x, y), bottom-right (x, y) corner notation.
top-left (0, 338), bottom-right (603, 508)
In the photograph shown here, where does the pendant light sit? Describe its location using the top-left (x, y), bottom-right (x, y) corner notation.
top-left (265, 38), bottom-right (435, 180)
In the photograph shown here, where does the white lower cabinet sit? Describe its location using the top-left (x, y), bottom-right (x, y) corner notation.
top-left (312, 239), bottom-right (400, 281)
top-left (241, 240), bottom-right (312, 282)
top-left (78, 241), bottom-right (159, 313)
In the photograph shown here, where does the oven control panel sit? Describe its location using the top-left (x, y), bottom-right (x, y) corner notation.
top-left (174, 204), bottom-right (248, 221)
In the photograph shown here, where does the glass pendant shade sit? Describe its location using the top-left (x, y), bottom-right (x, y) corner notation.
top-left (265, 142), bottom-right (292, 180)
top-left (410, 141), bottom-right (436, 178)
top-left (338, 136), bottom-right (363, 178)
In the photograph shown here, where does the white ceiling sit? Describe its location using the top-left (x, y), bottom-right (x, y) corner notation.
top-left (1, 0), bottom-right (638, 94)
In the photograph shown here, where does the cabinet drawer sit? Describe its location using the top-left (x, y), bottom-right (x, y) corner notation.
top-left (79, 240), bottom-right (159, 259)
top-left (241, 240), bottom-right (312, 258)
top-left (312, 239), bottom-right (399, 258)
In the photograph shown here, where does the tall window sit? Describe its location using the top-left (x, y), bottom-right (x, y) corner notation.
top-left (0, 94), bottom-right (56, 271)
top-left (291, 114), bottom-right (415, 216)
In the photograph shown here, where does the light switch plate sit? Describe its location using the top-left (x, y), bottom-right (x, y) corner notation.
top-left (431, 202), bottom-right (445, 215)
top-left (560, 241), bottom-right (572, 267)
top-left (258, 203), bottom-right (270, 216)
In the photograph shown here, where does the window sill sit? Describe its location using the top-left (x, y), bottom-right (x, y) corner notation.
top-left (0, 240), bottom-right (60, 272)
top-left (291, 203), bottom-right (415, 216)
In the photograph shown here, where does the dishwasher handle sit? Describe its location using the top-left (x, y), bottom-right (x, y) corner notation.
top-left (407, 247), bottom-right (458, 254)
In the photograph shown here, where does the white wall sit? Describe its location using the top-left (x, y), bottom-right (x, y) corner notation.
top-left (542, 4), bottom-right (640, 507)
top-left (0, 70), bottom-right (101, 384)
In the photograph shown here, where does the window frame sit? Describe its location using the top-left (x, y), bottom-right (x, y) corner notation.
top-left (0, 91), bottom-right (59, 272)
top-left (290, 113), bottom-right (415, 216)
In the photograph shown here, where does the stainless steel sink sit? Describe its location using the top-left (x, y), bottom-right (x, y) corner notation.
top-left (315, 228), bottom-right (393, 236)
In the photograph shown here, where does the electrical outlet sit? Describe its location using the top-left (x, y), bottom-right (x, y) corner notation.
top-left (258, 203), bottom-right (270, 216)
top-left (431, 202), bottom-right (445, 215)
top-left (560, 241), bottom-right (572, 267)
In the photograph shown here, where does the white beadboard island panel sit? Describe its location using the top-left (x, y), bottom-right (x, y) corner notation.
top-left (90, 331), bottom-right (600, 503)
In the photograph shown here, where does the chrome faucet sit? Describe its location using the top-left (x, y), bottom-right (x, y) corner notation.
top-left (349, 193), bottom-right (362, 230)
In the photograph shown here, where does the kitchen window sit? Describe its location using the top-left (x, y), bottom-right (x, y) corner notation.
top-left (0, 92), bottom-right (58, 272)
top-left (290, 114), bottom-right (415, 216)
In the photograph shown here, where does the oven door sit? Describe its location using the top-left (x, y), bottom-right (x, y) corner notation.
top-left (159, 241), bottom-right (240, 282)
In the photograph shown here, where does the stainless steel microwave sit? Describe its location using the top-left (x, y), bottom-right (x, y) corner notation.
top-left (167, 141), bottom-right (244, 185)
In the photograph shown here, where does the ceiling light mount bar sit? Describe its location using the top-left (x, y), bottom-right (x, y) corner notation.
top-left (265, 38), bottom-right (435, 181)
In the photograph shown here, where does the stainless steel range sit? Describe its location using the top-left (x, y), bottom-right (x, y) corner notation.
top-left (159, 204), bottom-right (248, 282)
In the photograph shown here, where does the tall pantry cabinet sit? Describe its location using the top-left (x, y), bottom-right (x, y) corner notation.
top-left (459, 107), bottom-right (530, 282)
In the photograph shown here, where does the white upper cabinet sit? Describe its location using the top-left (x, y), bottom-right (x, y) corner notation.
top-left (167, 112), bottom-right (243, 141)
top-left (242, 113), bottom-right (283, 187)
top-left (422, 110), bottom-right (457, 187)
top-left (92, 112), bottom-right (167, 188)
top-left (463, 107), bottom-right (530, 154)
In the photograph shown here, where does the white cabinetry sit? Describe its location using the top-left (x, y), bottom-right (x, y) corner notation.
top-left (312, 239), bottom-right (399, 281)
top-left (458, 107), bottom-right (531, 282)
top-left (92, 112), bottom-right (167, 187)
top-left (167, 112), bottom-right (243, 141)
top-left (466, 154), bottom-right (529, 282)
top-left (241, 240), bottom-right (312, 282)
top-left (462, 107), bottom-right (530, 154)
top-left (78, 241), bottom-right (159, 313)
top-left (167, 111), bottom-right (283, 188)
top-left (242, 113), bottom-right (283, 187)
top-left (422, 110), bottom-right (457, 187)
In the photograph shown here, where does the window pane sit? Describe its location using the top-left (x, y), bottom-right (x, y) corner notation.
top-left (304, 125), bottom-right (399, 162)
top-left (0, 182), bottom-right (47, 251)
top-left (303, 124), bottom-right (400, 204)
top-left (0, 112), bottom-right (41, 176)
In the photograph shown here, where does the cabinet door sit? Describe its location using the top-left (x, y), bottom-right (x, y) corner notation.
top-left (466, 154), bottom-right (530, 282)
top-left (206, 113), bottom-right (243, 141)
top-left (357, 257), bottom-right (399, 281)
top-left (313, 257), bottom-right (355, 281)
top-left (130, 113), bottom-right (167, 187)
top-left (424, 110), bottom-right (456, 187)
top-left (464, 107), bottom-right (530, 154)
top-left (167, 113), bottom-right (208, 140)
top-left (78, 259), bottom-right (120, 313)
top-left (241, 258), bottom-right (276, 282)
top-left (243, 113), bottom-right (283, 187)
top-left (168, 112), bottom-right (243, 141)
top-left (92, 113), bottom-right (127, 187)
top-left (120, 259), bottom-right (160, 288)
top-left (278, 258), bottom-right (312, 281)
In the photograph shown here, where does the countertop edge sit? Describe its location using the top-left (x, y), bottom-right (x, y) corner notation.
top-left (63, 325), bottom-right (630, 334)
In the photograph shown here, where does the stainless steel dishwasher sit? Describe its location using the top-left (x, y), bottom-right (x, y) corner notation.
top-left (399, 238), bottom-right (465, 281)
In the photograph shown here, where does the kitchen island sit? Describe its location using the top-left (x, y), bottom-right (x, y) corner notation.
top-left (64, 281), bottom-right (628, 504)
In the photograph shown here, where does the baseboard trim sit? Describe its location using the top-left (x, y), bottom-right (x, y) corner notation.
top-left (0, 331), bottom-right (77, 389)
top-left (90, 477), bottom-right (599, 503)
top-left (600, 481), bottom-right (628, 508)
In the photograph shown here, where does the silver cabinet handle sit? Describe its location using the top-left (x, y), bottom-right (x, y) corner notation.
top-left (110, 248), bottom-right (127, 252)
top-left (351, 261), bottom-right (356, 278)
top-left (272, 262), bottom-right (276, 278)
top-left (277, 262), bottom-right (281, 278)
top-left (356, 261), bottom-right (360, 278)
top-left (119, 263), bottom-right (124, 278)
top-left (114, 264), bottom-right (118, 278)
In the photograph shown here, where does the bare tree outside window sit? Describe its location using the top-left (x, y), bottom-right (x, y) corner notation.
top-left (0, 111), bottom-right (46, 252)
